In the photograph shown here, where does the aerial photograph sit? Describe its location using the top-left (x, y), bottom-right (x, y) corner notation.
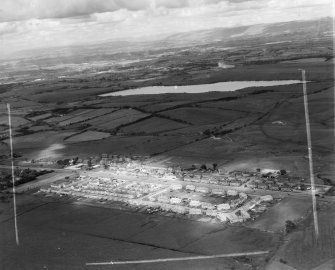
top-left (0, 0), bottom-right (334, 269)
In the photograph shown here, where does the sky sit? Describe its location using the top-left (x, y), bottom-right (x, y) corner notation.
top-left (0, 0), bottom-right (333, 57)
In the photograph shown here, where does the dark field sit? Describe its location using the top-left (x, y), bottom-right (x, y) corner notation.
top-left (0, 194), bottom-right (274, 270)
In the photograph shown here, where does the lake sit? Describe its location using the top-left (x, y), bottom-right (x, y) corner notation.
top-left (100, 80), bottom-right (303, 96)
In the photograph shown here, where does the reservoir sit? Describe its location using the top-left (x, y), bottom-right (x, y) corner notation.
top-left (100, 80), bottom-right (303, 96)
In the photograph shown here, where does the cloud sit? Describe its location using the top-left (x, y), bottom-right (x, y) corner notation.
top-left (0, 0), bottom-right (332, 57)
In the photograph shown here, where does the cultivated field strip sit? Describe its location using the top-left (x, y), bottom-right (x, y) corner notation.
top-left (120, 117), bottom-right (189, 134)
top-left (86, 108), bottom-right (150, 130)
top-left (58, 108), bottom-right (117, 126)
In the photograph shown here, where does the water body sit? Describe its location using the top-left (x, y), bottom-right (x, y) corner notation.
top-left (100, 80), bottom-right (303, 97)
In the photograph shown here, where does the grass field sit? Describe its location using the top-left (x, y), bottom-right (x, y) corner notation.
top-left (160, 107), bottom-right (247, 125)
top-left (86, 108), bottom-right (150, 130)
top-left (0, 115), bottom-right (30, 127)
top-left (0, 194), bottom-right (272, 270)
top-left (65, 131), bottom-right (111, 142)
top-left (268, 201), bottom-right (335, 270)
top-left (248, 197), bottom-right (312, 232)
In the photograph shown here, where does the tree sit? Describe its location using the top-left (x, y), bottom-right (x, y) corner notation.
top-left (280, 169), bottom-right (287, 175)
top-left (212, 163), bottom-right (218, 171)
top-left (200, 164), bottom-right (207, 170)
top-left (285, 220), bottom-right (296, 234)
top-left (87, 159), bottom-right (92, 168)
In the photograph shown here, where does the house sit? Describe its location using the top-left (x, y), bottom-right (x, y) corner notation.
top-left (171, 184), bottom-right (182, 190)
top-left (170, 197), bottom-right (182, 204)
top-left (171, 206), bottom-right (186, 214)
top-left (201, 202), bottom-right (214, 210)
top-left (205, 210), bottom-right (218, 217)
top-left (230, 181), bottom-right (241, 187)
top-left (195, 186), bottom-right (209, 193)
top-left (217, 213), bottom-right (228, 222)
top-left (212, 189), bottom-right (225, 195)
top-left (226, 213), bottom-right (242, 223)
top-left (227, 189), bottom-right (238, 196)
top-left (189, 208), bottom-right (202, 215)
top-left (157, 196), bottom-right (170, 203)
top-left (239, 192), bottom-right (247, 199)
top-left (189, 200), bottom-right (201, 207)
top-left (217, 203), bottom-right (231, 211)
top-left (260, 195), bottom-right (273, 202)
top-left (185, 184), bottom-right (196, 191)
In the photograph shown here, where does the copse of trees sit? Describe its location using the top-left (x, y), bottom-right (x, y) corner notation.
top-left (0, 168), bottom-right (54, 189)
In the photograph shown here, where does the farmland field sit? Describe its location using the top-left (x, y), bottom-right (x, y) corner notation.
top-left (86, 108), bottom-right (150, 130)
top-left (248, 197), bottom-right (312, 232)
top-left (58, 108), bottom-right (117, 126)
top-left (160, 107), bottom-right (247, 125)
top-left (65, 131), bottom-right (111, 142)
top-left (120, 117), bottom-right (189, 134)
top-left (0, 115), bottom-right (30, 127)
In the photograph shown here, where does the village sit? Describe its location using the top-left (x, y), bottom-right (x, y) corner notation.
top-left (33, 153), bottom-right (330, 194)
top-left (36, 153), bottom-right (330, 224)
top-left (40, 173), bottom-right (275, 224)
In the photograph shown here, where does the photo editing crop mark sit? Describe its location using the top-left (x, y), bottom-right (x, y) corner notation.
top-left (7, 103), bottom-right (20, 246)
top-left (85, 251), bottom-right (269, 266)
top-left (299, 69), bottom-right (319, 240)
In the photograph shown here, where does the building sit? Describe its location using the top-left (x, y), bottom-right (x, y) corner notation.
top-left (217, 203), bottom-right (231, 211)
top-left (217, 213), bottom-right (228, 222)
top-left (205, 210), bottom-right (218, 217)
top-left (195, 186), bottom-right (209, 193)
top-left (201, 202), bottom-right (214, 210)
top-left (212, 189), bottom-right (225, 195)
top-left (227, 189), bottom-right (238, 196)
top-left (170, 197), bottom-right (182, 204)
top-left (171, 184), bottom-right (182, 190)
top-left (185, 184), bottom-right (196, 191)
top-left (260, 195), bottom-right (273, 202)
top-left (189, 208), bottom-right (202, 215)
top-left (189, 200), bottom-right (201, 207)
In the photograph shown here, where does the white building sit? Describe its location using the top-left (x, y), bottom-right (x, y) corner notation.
top-left (217, 203), bottom-right (231, 211)
top-left (227, 189), bottom-right (238, 196)
top-left (171, 184), bottom-right (182, 190)
top-left (189, 208), bottom-right (202, 215)
top-left (170, 197), bottom-right (182, 204)
top-left (217, 213), bottom-right (228, 222)
top-left (196, 186), bottom-right (209, 193)
top-left (185, 184), bottom-right (196, 191)
top-left (260, 195), bottom-right (273, 202)
top-left (212, 189), bottom-right (225, 195)
top-left (189, 200), bottom-right (201, 207)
